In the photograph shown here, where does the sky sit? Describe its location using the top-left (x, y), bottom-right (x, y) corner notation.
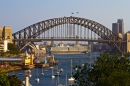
top-left (0, 0), bottom-right (130, 33)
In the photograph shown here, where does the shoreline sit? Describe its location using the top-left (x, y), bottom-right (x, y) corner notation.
top-left (53, 53), bottom-right (85, 54)
top-left (0, 63), bottom-right (55, 73)
top-left (0, 66), bottom-right (21, 73)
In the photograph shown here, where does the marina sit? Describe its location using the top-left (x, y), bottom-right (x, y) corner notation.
top-left (0, 1), bottom-right (129, 85)
top-left (8, 54), bottom-right (93, 86)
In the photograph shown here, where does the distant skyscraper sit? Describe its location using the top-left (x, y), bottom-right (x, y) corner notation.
top-left (117, 19), bottom-right (124, 36)
top-left (112, 23), bottom-right (119, 35)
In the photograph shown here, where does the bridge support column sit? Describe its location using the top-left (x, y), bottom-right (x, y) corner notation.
top-left (51, 37), bottom-right (54, 46)
top-left (76, 35), bottom-right (80, 45)
top-left (126, 33), bottom-right (130, 53)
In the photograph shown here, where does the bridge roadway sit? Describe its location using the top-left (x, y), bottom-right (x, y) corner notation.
top-left (13, 38), bottom-right (126, 43)
top-left (0, 58), bottom-right (22, 62)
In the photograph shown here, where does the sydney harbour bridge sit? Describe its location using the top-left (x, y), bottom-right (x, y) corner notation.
top-left (12, 16), bottom-right (127, 54)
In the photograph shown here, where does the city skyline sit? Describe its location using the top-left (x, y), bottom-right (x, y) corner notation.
top-left (0, 0), bottom-right (130, 33)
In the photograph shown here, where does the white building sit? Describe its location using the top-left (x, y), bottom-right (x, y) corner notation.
top-left (35, 44), bottom-right (39, 50)
top-left (0, 40), bottom-right (8, 52)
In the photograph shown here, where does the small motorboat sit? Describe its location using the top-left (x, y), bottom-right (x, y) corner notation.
top-left (59, 68), bottom-right (64, 72)
top-left (35, 77), bottom-right (39, 82)
top-left (54, 72), bottom-right (60, 76)
top-left (68, 77), bottom-right (75, 82)
top-left (52, 75), bottom-right (55, 79)
top-left (29, 74), bottom-right (32, 77)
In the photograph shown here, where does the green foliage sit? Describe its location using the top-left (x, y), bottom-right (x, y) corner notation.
top-left (0, 73), bottom-right (23, 86)
top-left (0, 73), bottom-right (10, 86)
top-left (0, 43), bottom-right (20, 57)
top-left (8, 43), bottom-right (19, 55)
top-left (0, 51), bottom-right (5, 57)
top-left (8, 75), bottom-right (23, 86)
top-left (73, 53), bottom-right (130, 86)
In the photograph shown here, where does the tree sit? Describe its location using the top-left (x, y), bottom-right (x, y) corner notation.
top-left (0, 50), bottom-right (6, 57)
top-left (8, 75), bottom-right (23, 86)
top-left (0, 73), bottom-right (23, 86)
top-left (8, 43), bottom-right (19, 55)
top-left (72, 53), bottom-right (130, 86)
top-left (0, 73), bottom-right (10, 86)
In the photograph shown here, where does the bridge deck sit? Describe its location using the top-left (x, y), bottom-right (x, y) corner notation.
top-left (13, 38), bottom-right (126, 43)
top-left (0, 58), bottom-right (22, 62)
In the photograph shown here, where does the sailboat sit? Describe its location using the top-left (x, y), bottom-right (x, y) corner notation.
top-left (54, 65), bottom-right (60, 76)
top-left (41, 67), bottom-right (44, 75)
top-left (81, 59), bottom-right (84, 67)
top-left (68, 59), bottom-right (75, 82)
top-left (59, 68), bottom-right (64, 72)
top-left (28, 69), bottom-right (31, 73)
top-left (35, 68), bottom-right (40, 82)
top-left (27, 69), bottom-right (32, 77)
top-left (89, 52), bottom-right (93, 69)
top-left (75, 67), bottom-right (78, 71)
top-left (29, 74), bottom-right (32, 77)
top-left (51, 67), bottom-right (55, 79)
top-left (57, 73), bottom-right (65, 86)
top-left (66, 74), bottom-right (68, 86)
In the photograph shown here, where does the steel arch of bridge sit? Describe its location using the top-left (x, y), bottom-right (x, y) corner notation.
top-left (12, 16), bottom-right (123, 53)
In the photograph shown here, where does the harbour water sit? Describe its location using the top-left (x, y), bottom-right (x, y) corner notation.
top-left (8, 54), bottom-right (96, 86)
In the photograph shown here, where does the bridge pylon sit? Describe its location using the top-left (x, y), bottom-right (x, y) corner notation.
top-left (126, 33), bottom-right (130, 53)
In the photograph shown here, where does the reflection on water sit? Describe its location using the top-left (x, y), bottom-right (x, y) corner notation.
top-left (8, 54), bottom-right (94, 86)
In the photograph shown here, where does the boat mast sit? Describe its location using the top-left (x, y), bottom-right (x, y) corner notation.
top-left (57, 65), bottom-right (58, 73)
top-left (70, 59), bottom-right (72, 77)
top-left (52, 68), bottom-right (53, 76)
top-left (37, 68), bottom-right (38, 77)
top-left (42, 67), bottom-right (43, 73)
top-left (66, 74), bottom-right (68, 86)
top-left (58, 73), bottom-right (59, 84)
